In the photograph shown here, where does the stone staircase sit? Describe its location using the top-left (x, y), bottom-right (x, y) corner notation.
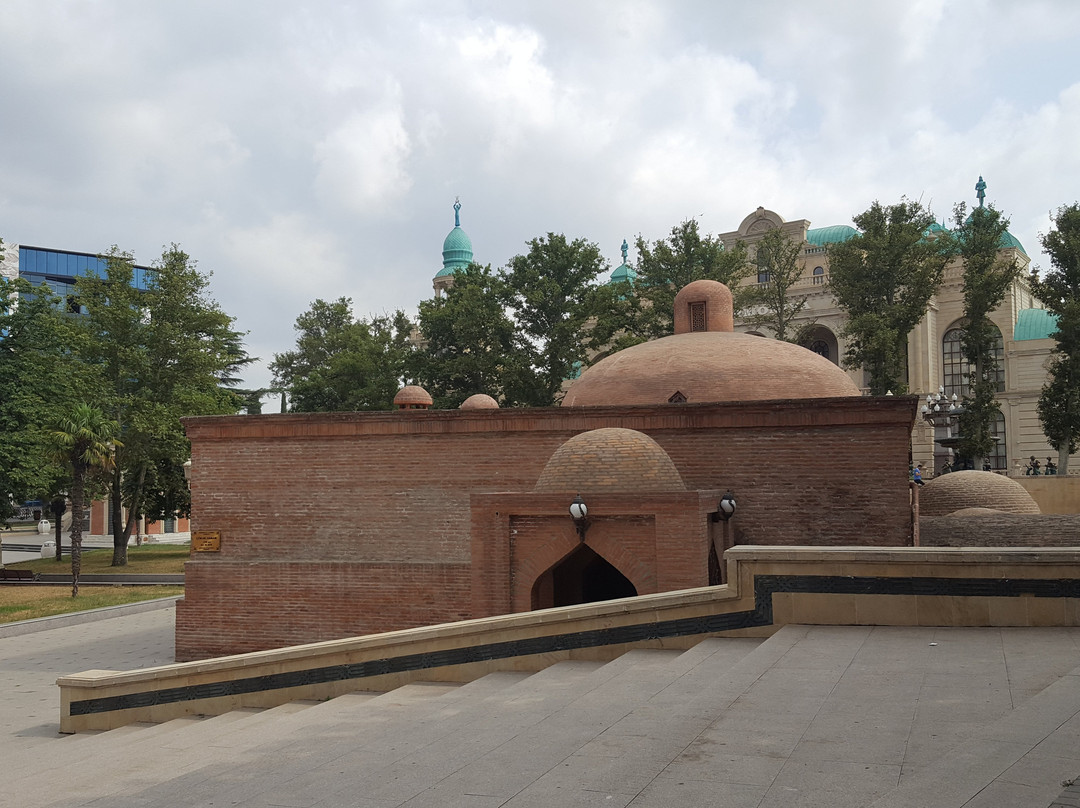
top-left (9, 627), bottom-right (1080, 808)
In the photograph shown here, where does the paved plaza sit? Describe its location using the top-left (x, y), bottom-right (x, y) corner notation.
top-left (2, 603), bottom-right (1080, 807)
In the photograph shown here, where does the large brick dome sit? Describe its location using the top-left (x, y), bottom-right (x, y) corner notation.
top-left (563, 332), bottom-right (860, 406)
top-left (534, 428), bottom-right (685, 493)
top-left (563, 279), bottom-right (860, 406)
top-left (919, 470), bottom-right (1040, 516)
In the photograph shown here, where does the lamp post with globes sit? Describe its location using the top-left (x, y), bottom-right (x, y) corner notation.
top-left (921, 387), bottom-right (965, 473)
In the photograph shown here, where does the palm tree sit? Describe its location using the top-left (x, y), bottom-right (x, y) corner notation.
top-left (50, 405), bottom-right (121, 596)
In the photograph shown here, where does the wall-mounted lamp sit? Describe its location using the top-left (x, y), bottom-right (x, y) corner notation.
top-left (713, 490), bottom-right (736, 522)
top-left (569, 494), bottom-right (589, 541)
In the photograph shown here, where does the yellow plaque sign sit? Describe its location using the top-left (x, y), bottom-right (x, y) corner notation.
top-left (191, 531), bottom-right (221, 553)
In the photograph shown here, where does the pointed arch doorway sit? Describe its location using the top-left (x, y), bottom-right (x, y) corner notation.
top-left (531, 544), bottom-right (638, 610)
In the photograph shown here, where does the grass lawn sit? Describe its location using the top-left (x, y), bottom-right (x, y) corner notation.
top-left (0, 585), bottom-right (184, 624)
top-left (4, 543), bottom-right (189, 575)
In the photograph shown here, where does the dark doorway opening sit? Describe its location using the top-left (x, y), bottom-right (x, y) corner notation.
top-left (531, 544), bottom-right (637, 610)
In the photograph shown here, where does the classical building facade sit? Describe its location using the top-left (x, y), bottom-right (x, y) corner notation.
top-left (720, 199), bottom-right (1064, 476)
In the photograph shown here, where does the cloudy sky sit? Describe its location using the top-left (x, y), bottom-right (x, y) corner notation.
top-left (2, 1), bottom-right (1079, 405)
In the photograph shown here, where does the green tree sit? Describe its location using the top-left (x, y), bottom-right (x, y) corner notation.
top-left (271, 298), bottom-right (414, 412)
top-left (828, 199), bottom-right (954, 395)
top-left (744, 227), bottom-right (814, 343)
top-left (1032, 203), bottom-right (1080, 473)
top-left (953, 203), bottom-right (1020, 468)
top-left (630, 219), bottom-right (753, 341)
top-left (0, 268), bottom-right (92, 529)
top-left (75, 246), bottom-right (251, 565)
top-left (502, 234), bottom-right (607, 405)
top-left (49, 404), bottom-right (120, 596)
top-left (411, 263), bottom-right (519, 408)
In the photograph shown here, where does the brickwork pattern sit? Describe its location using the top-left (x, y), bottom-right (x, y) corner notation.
top-left (919, 514), bottom-right (1080, 547)
top-left (533, 428), bottom-right (685, 493)
top-left (673, 279), bottom-right (734, 334)
top-left (177, 398), bottom-right (916, 659)
top-left (920, 470), bottom-right (1042, 516)
top-left (176, 560), bottom-right (471, 660)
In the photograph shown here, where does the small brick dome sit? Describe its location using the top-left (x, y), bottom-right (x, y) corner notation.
top-left (534, 428), bottom-right (685, 493)
top-left (460, 393), bottom-right (499, 410)
top-left (919, 471), bottom-right (1040, 516)
top-left (562, 332), bottom-right (859, 406)
top-left (393, 385), bottom-right (433, 409)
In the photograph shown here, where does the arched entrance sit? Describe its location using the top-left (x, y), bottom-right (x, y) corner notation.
top-left (531, 544), bottom-right (638, 610)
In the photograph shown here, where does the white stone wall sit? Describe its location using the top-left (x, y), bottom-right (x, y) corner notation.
top-left (0, 240), bottom-right (18, 282)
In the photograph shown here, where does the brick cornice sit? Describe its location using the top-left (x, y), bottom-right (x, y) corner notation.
top-left (184, 397), bottom-right (917, 440)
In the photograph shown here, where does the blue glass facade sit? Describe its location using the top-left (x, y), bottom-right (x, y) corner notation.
top-left (16, 246), bottom-right (154, 313)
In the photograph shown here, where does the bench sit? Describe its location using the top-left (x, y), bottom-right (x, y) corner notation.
top-left (0, 568), bottom-right (39, 582)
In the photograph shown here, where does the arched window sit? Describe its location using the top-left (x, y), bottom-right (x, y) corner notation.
top-left (809, 340), bottom-right (830, 361)
top-left (942, 326), bottom-right (1005, 398)
top-left (812, 266), bottom-right (825, 285)
top-left (989, 410), bottom-right (1007, 471)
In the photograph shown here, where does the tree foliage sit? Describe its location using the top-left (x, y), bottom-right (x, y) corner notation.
top-left (49, 404), bottom-right (120, 596)
top-left (1032, 202), bottom-right (1080, 473)
top-left (629, 219), bottom-right (753, 342)
top-left (502, 233), bottom-right (607, 405)
top-left (743, 227), bottom-right (814, 343)
top-left (74, 246), bottom-right (252, 565)
top-left (0, 267), bottom-right (90, 526)
top-left (952, 203), bottom-right (1020, 467)
top-left (410, 263), bottom-right (520, 408)
top-left (827, 199), bottom-right (954, 395)
top-left (271, 298), bottom-right (414, 412)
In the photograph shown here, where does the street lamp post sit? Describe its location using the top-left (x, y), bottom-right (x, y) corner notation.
top-left (921, 387), bottom-right (964, 473)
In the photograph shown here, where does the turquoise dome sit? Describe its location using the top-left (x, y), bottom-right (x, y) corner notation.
top-left (806, 225), bottom-right (857, 246)
top-left (609, 263), bottom-right (636, 284)
top-left (1014, 308), bottom-right (1058, 341)
top-left (436, 201), bottom-right (473, 278)
top-left (960, 212), bottom-right (1029, 257)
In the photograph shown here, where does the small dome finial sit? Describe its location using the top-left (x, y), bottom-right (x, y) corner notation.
top-left (975, 176), bottom-right (986, 209)
top-left (453, 197), bottom-right (461, 227)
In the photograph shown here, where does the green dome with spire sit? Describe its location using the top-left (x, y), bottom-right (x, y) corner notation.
top-left (436, 199), bottom-right (474, 278)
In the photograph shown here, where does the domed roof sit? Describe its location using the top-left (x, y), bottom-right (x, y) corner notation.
top-left (565, 279), bottom-right (859, 406)
top-left (806, 225), bottom-right (858, 246)
top-left (1014, 308), bottom-right (1058, 341)
top-left (393, 385), bottom-right (433, 407)
top-left (534, 428), bottom-right (684, 493)
top-left (919, 470), bottom-right (1040, 516)
top-left (436, 200), bottom-right (474, 278)
top-left (460, 393), bottom-right (499, 410)
top-left (564, 333), bottom-right (859, 405)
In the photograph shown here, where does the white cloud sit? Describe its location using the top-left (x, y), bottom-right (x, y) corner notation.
top-left (314, 101), bottom-right (414, 216)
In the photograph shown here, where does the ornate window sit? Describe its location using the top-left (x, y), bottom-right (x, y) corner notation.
top-left (689, 302), bottom-right (706, 332)
top-left (812, 266), bottom-right (825, 285)
top-left (809, 340), bottom-right (830, 361)
top-left (943, 326), bottom-right (1005, 398)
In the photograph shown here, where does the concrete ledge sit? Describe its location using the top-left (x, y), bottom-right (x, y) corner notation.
top-left (57, 546), bottom-right (1080, 733)
top-left (0, 596), bottom-right (180, 639)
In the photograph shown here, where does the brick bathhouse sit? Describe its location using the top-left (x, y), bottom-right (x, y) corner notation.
top-left (177, 281), bottom-right (916, 660)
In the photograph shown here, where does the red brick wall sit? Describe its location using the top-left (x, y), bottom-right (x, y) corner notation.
top-left (177, 398), bottom-right (916, 659)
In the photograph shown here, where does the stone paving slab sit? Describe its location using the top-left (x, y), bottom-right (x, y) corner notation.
top-left (5, 607), bottom-right (1080, 808)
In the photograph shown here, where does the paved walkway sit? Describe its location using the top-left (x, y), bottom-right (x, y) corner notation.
top-left (2, 607), bottom-right (1080, 807)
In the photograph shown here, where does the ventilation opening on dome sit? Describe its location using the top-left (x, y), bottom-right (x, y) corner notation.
top-left (530, 544), bottom-right (637, 610)
top-left (668, 390), bottom-right (688, 403)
